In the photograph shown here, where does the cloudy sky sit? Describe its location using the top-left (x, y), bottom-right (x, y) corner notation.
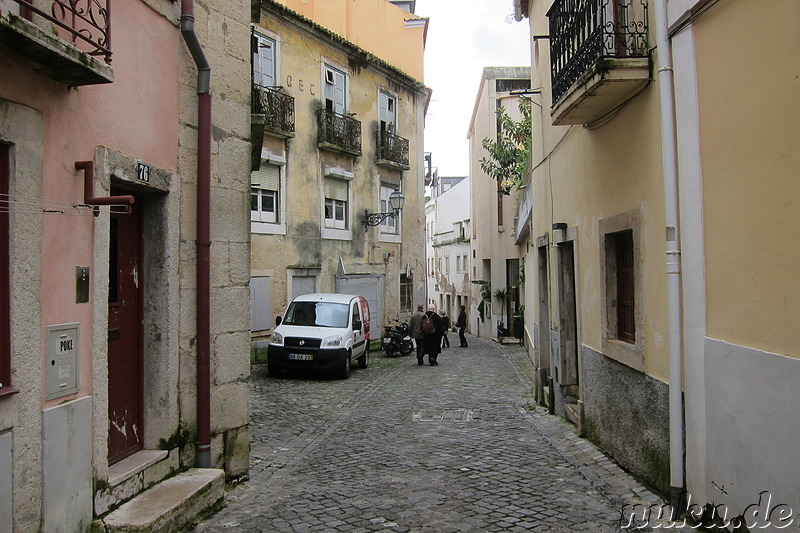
top-left (415, 1), bottom-right (531, 177)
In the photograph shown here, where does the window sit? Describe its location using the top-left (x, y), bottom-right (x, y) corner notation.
top-left (1, 145), bottom-right (10, 391)
top-left (613, 230), bottom-right (635, 343)
top-left (400, 273), bottom-right (412, 313)
top-left (324, 65), bottom-right (346, 114)
top-left (379, 91), bottom-right (397, 133)
top-left (324, 177), bottom-right (348, 229)
top-left (251, 164), bottom-right (280, 224)
top-left (456, 256), bottom-right (461, 272)
top-left (379, 185), bottom-right (399, 234)
top-left (253, 32), bottom-right (277, 87)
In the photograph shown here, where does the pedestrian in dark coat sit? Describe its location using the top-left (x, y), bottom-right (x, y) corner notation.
top-left (456, 305), bottom-right (468, 347)
top-left (422, 304), bottom-right (443, 365)
top-left (439, 309), bottom-right (450, 348)
top-left (408, 304), bottom-right (426, 365)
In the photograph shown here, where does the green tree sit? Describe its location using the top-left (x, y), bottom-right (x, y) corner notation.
top-left (479, 98), bottom-right (532, 195)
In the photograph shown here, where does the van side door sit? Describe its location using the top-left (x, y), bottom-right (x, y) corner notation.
top-left (351, 300), bottom-right (366, 356)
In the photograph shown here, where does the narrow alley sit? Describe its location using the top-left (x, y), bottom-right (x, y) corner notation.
top-left (194, 335), bottom-right (675, 532)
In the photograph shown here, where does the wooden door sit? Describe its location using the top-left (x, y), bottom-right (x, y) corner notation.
top-left (107, 203), bottom-right (143, 463)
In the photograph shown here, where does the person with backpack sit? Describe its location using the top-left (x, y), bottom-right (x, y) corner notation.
top-left (408, 304), bottom-right (426, 365)
top-left (422, 304), bottom-right (443, 366)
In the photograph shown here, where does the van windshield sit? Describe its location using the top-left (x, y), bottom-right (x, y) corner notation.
top-left (283, 301), bottom-right (350, 328)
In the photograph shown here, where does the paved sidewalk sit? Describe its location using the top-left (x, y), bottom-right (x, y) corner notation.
top-left (193, 334), bottom-right (692, 532)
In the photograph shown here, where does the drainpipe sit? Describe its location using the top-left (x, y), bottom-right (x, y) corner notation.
top-left (180, 0), bottom-right (212, 469)
top-left (653, 0), bottom-right (685, 516)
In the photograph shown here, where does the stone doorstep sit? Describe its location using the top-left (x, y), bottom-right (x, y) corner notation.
top-left (103, 468), bottom-right (224, 533)
top-left (108, 450), bottom-right (169, 487)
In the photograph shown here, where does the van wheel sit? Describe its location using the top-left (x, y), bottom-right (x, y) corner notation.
top-left (267, 363), bottom-right (281, 378)
top-left (357, 345), bottom-right (369, 369)
top-left (338, 351), bottom-right (351, 379)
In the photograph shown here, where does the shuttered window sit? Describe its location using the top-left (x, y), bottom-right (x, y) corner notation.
top-left (379, 91), bottom-right (396, 132)
top-left (253, 33), bottom-right (276, 87)
top-left (614, 230), bottom-right (635, 343)
top-left (324, 66), bottom-right (346, 114)
top-left (324, 178), bottom-right (348, 229)
top-left (251, 164), bottom-right (280, 224)
top-left (251, 165), bottom-right (279, 191)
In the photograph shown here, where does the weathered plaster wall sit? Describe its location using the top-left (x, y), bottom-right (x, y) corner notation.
top-left (251, 8), bottom-right (427, 328)
top-left (582, 345), bottom-right (671, 496)
top-left (0, 97), bottom-right (44, 531)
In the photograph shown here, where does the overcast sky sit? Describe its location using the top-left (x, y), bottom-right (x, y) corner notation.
top-left (415, 1), bottom-right (531, 177)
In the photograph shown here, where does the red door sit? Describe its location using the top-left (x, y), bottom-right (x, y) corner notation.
top-left (107, 202), bottom-right (143, 463)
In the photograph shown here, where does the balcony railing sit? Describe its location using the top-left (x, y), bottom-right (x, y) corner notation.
top-left (548, 0), bottom-right (648, 104)
top-left (317, 109), bottom-right (362, 157)
top-left (252, 84), bottom-right (295, 137)
top-left (375, 128), bottom-right (410, 170)
top-left (5, 0), bottom-right (111, 63)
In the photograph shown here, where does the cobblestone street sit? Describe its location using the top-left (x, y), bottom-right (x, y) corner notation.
top-left (194, 334), bottom-right (677, 532)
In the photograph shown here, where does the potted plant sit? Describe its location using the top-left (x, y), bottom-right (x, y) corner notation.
top-left (493, 288), bottom-right (508, 338)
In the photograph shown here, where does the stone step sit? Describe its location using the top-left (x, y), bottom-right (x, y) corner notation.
top-left (565, 400), bottom-right (585, 437)
top-left (103, 468), bottom-right (224, 533)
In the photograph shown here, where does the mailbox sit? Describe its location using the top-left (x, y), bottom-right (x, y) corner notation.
top-left (46, 323), bottom-right (79, 400)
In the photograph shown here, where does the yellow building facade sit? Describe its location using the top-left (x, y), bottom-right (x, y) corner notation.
top-left (273, 0), bottom-right (427, 82)
top-left (250, 0), bottom-right (429, 346)
top-left (515, 0), bottom-right (800, 521)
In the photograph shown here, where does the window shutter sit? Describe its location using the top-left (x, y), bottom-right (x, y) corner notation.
top-left (334, 70), bottom-right (345, 114)
top-left (324, 178), bottom-right (348, 201)
top-left (251, 165), bottom-right (279, 191)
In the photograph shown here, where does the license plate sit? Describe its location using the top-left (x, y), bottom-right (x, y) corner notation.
top-left (383, 338), bottom-right (391, 344)
top-left (288, 353), bottom-right (313, 361)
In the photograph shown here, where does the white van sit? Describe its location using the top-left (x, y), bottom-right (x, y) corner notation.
top-left (267, 293), bottom-right (371, 379)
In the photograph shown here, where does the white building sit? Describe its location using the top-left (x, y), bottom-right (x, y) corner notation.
top-left (425, 174), bottom-right (470, 325)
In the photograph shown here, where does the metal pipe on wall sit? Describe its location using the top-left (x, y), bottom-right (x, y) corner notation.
top-left (180, 0), bottom-right (212, 469)
top-left (652, 0), bottom-right (686, 516)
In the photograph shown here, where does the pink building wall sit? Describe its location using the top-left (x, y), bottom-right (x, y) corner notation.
top-left (0, 2), bottom-right (179, 405)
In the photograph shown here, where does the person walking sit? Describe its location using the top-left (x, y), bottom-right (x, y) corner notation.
top-left (456, 304), bottom-right (468, 347)
top-left (409, 304), bottom-right (426, 365)
top-left (422, 304), bottom-right (443, 366)
top-left (439, 309), bottom-right (450, 349)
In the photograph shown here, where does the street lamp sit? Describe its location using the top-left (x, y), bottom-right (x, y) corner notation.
top-left (363, 191), bottom-right (404, 232)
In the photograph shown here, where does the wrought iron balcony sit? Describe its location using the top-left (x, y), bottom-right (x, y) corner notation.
top-left (375, 128), bottom-right (410, 170)
top-left (317, 109), bottom-right (362, 157)
top-left (252, 84), bottom-right (295, 137)
top-left (0, 0), bottom-right (112, 85)
top-left (547, 0), bottom-right (649, 125)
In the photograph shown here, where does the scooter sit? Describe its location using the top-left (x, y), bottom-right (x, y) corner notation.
top-left (382, 319), bottom-right (414, 357)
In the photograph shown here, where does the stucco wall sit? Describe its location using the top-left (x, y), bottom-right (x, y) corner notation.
top-left (694, 0), bottom-right (800, 358)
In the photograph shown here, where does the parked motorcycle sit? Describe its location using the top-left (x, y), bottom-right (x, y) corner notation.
top-left (382, 319), bottom-right (414, 357)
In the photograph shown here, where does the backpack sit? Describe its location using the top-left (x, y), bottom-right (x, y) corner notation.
top-left (422, 315), bottom-right (435, 335)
